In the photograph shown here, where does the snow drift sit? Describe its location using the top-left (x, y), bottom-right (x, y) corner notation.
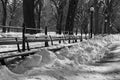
top-left (0, 34), bottom-right (120, 80)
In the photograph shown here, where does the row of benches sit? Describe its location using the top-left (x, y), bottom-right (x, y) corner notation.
top-left (0, 35), bottom-right (86, 65)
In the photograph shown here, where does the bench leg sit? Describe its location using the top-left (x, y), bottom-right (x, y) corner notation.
top-left (0, 59), bottom-right (6, 65)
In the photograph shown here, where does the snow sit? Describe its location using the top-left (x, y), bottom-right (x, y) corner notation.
top-left (1, 34), bottom-right (120, 80)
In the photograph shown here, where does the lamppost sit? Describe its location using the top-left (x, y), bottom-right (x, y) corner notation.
top-left (90, 6), bottom-right (94, 38)
top-left (104, 14), bottom-right (108, 34)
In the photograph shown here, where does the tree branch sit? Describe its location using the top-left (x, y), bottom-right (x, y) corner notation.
top-left (51, 0), bottom-right (59, 10)
top-left (34, 0), bottom-right (40, 8)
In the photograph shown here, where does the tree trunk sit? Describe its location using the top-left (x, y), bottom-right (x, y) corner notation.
top-left (56, 10), bottom-right (63, 34)
top-left (36, 0), bottom-right (42, 33)
top-left (94, 0), bottom-right (99, 34)
top-left (52, 0), bottom-right (67, 34)
top-left (2, 7), bottom-right (7, 32)
top-left (104, 0), bottom-right (111, 34)
top-left (65, 0), bottom-right (79, 35)
top-left (8, 0), bottom-right (17, 32)
top-left (23, 0), bottom-right (36, 34)
top-left (1, 0), bottom-right (8, 33)
top-left (107, 0), bottom-right (113, 34)
top-left (8, 15), bottom-right (14, 32)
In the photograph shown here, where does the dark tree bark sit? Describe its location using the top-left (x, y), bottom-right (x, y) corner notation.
top-left (37, 2), bottom-right (42, 32)
top-left (93, 0), bottom-right (106, 34)
top-left (51, 0), bottom-right (66, 34)
top-left (93, 0), bottom-right (100, 34)
top-left (65, 0), bottom-right (79, 34)
top-left (107, 0), bottom-right (113, 34)
top-left (1, 0), bottom-right (8, 33)
top-left (8, 0), bottom-right (17, 32)
top-left (104, 0), bottom-right (113, 34)
top-left (56, 1), bottom-right (65, 34)
top-left (56, 11), bottom-right (63, 34)
top-left (23, 0), bottom-right (36, 34)
top-left (35, 0), bottom-right (42, 33)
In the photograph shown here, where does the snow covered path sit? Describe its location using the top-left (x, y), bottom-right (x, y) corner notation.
top-left (80, 41), bottom-right (120, 80)
top-left (22, 41), bottom-right (120, 80)
top-left (50, 41), bottom-right (120, 80)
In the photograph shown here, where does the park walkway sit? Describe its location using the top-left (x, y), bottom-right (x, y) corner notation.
top-left (24, 41), bottom-right (120, 80)
top-left (78, 41), bottom-right (120, 80)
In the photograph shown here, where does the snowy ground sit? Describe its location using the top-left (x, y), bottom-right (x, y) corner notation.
top-left (0, 34), bottom-right (120, 80)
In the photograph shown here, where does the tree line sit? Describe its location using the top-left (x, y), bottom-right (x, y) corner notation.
top-left (0, 0), bottom-right (120, 34)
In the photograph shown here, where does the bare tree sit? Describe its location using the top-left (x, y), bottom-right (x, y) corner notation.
top-left (23, 0), bottom-right (36, 34)
top-left (75, 0), bottom-right (91, 37)
top-left (34, 0), bottom-right (43, 32)
top-left (51, 0), bottom-right (67, 34)
top-left (0, 0), bottom-right (8, 32)
top-left (102, 0), bottom-right (120, 33)
top-left (8, 0), bottom-right (22, 32)
top-left (65, 0), bottom-right (79, 34)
